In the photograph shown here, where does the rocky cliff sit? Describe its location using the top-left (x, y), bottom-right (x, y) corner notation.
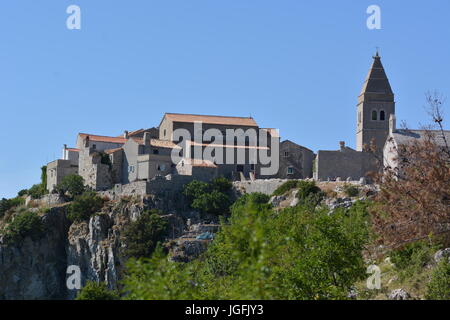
top-left (0, 195), bottom-right (188, 300)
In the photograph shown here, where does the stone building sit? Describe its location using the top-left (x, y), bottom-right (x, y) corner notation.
top-left (158, 113), bottom-right (281, 180)
top-left (315, 141), bottom-right (378, 181)
top-left (383, 114), bottom-right (450, 171)
top-left (277, 140), bottom-right (314, 179)
top-left (356, 51), bottom-right (395, 155)
top-left (315, 52), bottom-right (392, 181)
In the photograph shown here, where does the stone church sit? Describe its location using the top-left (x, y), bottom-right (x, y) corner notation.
top-left (315, 52), bottom-right (394, 181)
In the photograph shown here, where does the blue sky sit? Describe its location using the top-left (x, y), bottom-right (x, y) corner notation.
top-left (1, 0), bottom-right (450, 198)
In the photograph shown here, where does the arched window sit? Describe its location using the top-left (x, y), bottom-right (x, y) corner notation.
top-left (380, 110), bottom-right (386, 121)
top-left (371, 110), bottom-right (378, 121)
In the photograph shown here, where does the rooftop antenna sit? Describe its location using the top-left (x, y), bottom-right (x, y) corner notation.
top-left (375, 46), bottom-right (380, 57)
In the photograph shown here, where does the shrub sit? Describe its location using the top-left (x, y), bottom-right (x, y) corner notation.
top-left (182, 180), bottom-right (210, 203)
top-left (426, 260), bottom-right (450, 300)
top-left (389, 241), bottom-right (436, 279)
top-left (56, 174), bottom-right (85, 198)
top-left (272, 180), bottom-right (299, 196)
top-left (17, 189), bottom-right (28, 197)
top-left (76, 281), bottom-right (119, 300)
top-left (3, 211), bottom-right (45, 244)
top-left (296, 181), bottom-right (324, 207)
top-left (344, 184), bottom-right (360, 197)
top-left (182, 178), bottom-right (233, 216)
top-left (0, 197), bottom-right (25, 218)
top-left (191, 190), bottom-right (232, 216)
top-left (27, 184), bottom-right (46, 199)
top-left (122, 198), bottom-right (371, 300)
top-left (67, 191), bottom-right (104, 223)
top-left (211, 177), bottom-right (232, 193)
top-left (122, 210), bottom-right (168, 259)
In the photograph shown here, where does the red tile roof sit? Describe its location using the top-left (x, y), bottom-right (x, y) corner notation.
top-left (131, 137), bottom-right (180, 149)
top-left (65, 148), bottom-right (80, 152)
top-left (79, 133), bottom-right (127, 144)
top-left (104, 147), bottom-right (123, 154)
top-left (163, 113), bottom-right (258, 127)
top-left (181, 159), bottom-right (218, 168)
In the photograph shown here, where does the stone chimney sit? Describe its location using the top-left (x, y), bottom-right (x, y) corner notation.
top-left (389, 114), bottom-right (396, 134)
top-left (143, 132), bottom-right (150, 146)
top-left (123, 130), bottom-right (129, 139)
top-left (339, 141), bottom-right (346, 151)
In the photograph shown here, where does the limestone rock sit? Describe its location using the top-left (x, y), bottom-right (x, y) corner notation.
top-left (269, 195), bottom-right (286, 207)
top-left (389, 289), bottom-right (410, 300)
top-left (434, 248), bottom-right (450, 263)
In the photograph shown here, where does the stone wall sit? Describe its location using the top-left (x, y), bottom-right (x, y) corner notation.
top-left (315, 144), bottom-right (378, 181)
top-left (233, 179), bottom-right (289, 195)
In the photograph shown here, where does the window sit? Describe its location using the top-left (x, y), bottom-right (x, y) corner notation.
top-left (380, 110), bottom-right (386, 121)
top-left (92, 144), bottom-right (97, 150)
top-left (284, 151), bottom-right (289, 157)
top-left (287, 167), bottom-right (294, 175)
top-left (371, 110), bottom-right (377, 121)
top-left (157, 164), bottom-right (166, 171)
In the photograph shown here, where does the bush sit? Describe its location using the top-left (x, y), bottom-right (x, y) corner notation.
top-left (56, 174), bottom-right (85, 198)
top-left (272, 180), bottom-right (299, 196)
top-left (3, 211), bottom-right (45, 244)
top-left (17, 189), bottom-right (28, 197)
top-left (426, 260), bottom-right (450, 300)
top-left (76, 281), bottom-right (119, 300)
top-left (27, 184), bottom-right (46, 199)
top-left (183, 178), bottom-right (233, 216)
top-left (390, 241), bottom-right (436, 279)
top-left (211, 177), bottom-right (232, 193)
top-left (67, 191), bottom-right (104, 223)
top-left (296, 181), bottom-right (324, 207)
top-left (0, 197), bottom-right (25, 218)
top-left (344, 184), bottom-right (360, 197)
top-left (122, 210), bottom-right (168, 259)
top-left (191, 190), bottom-right (232, 216)
top-left (122, 197), bottom-right (371, 300)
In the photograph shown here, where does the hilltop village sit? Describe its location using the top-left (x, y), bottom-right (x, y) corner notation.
top-left (46, 52), bottom-right (450, 194)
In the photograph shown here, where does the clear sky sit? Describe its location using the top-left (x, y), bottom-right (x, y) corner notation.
top-left (1, 0), bottom-right (450, 198)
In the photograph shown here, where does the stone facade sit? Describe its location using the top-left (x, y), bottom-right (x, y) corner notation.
top-left (315, 142), bottom-right (378, 181)
top-left (47, 159), bottom-right (78, 192)
top-left (315, 52), bottom-right (393, 182)
top-left (277, 140), bottom-right (314, 179)
top-left (356, 52), bottom-right (395, 155)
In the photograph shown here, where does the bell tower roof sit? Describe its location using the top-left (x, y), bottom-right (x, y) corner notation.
top-left (359, 52), bottom-right (393, 97)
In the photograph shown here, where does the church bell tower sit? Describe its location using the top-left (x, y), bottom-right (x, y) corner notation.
top-left (356, 51), bottom-right (395, 154)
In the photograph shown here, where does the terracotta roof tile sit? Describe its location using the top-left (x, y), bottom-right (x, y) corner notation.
top-left (181, 158), bottom-right (218, 168)
top-left (131, 137), bottom-right (180, 149)
top-left (79, 133), bottom-right (127, 144)
top-left (104, 147), bottom-right (123, 154)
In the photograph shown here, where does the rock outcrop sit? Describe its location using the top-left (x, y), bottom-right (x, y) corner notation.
top-left (0, 195), bottom-right (189, 300)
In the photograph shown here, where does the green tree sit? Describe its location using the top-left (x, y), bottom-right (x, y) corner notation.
top-left (122, 196), bottom-right (370, 300)
top-left (76, 281), bottom-right (119, 300)
top-left (67, 191), bottom-right (104, 223)
top-left (56, 174), bottom-right (85, 198)
top-left (182, 178), bottom-right (233, 216)
top-left (122, 211), bottom-right (168, 259)
top-left (3, 210), bottom-right (45, 244)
